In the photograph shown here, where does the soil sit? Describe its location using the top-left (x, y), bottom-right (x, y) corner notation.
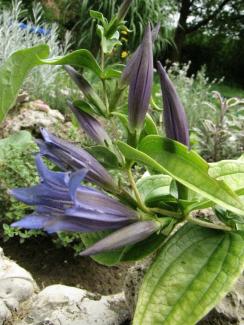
top-left (0, 236), bottom-right (131, 295)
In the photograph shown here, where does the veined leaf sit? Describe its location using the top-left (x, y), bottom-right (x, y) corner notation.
top-left (134, 224), bottom-right (244, 325)
top-left (39, 49), bottom-right (102, 77)
top-left (117, 136), bottom-right (244, 216)
top-left (0, 45), bottom-right (49, 122)
top-left (136, 174), bottom-right (172, 205)
top-left (209, 158), bottom-right (244, 191)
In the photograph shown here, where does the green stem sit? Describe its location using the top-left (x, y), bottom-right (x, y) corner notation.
top-left (127, 166), bottom-right (183, 218)
top-left (127, 166), bottom-right (149, 213)
top-left (100, 47), bottom-right (109, 115)
top-left (102, 79), bottom-right (109, 115)
top-left (109, 83), bottom-right (126, 112)
top-left (150, 207), bottom-right (182, 218)
top-left (186, 216), bottom-right (232, 231)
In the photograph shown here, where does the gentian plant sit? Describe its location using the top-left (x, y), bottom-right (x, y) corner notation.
top-left (0, 1), bottom-right (244, 324)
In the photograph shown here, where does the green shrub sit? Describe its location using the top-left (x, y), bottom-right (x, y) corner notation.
top-left (192, 91), bottom-right (244, 161)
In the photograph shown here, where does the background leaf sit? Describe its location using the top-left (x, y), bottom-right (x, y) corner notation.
top-left (40, 49), bottom-right (102, 77)
top-left (209, 157), bottom-right (244, 191)
top-left (134, 224), bottom-right (244, 325)
top-left (0, 44), bottom-right (49, 122)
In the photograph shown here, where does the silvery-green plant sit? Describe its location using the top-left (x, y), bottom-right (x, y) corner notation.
top-left (193, 91), bottom-right (244, 161)
top-left (0, 0), bottom-right (73, 109)
top-left (0, 1), bottom-right (244, 324)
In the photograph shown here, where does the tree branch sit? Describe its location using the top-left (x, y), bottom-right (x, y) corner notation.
top-left (186, 0), bottom-right (232, 33)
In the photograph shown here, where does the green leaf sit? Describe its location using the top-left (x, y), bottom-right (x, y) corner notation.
top-left (0, 131), bottom-right (34, 160)
top-left (89, 10), bottom-right (108, 25)
top-left (40, 49), bottom-right (102, 77)
top-left (97, 25), bottom-right (122, 54)
top-left (215, 207), bottom-right (244, 231)
top-left (136, 174), bottom-right (172, 205)
top-left (102, 65), bottom-right (123, 79)
top-left (86, 145), bottom-right (119, 169)
top-left (120, 232), bottom-right (166, 262)
top-left (0, 45), bottom-right (49, 122)
top-left (134, 224), bottom-right (244, 325)
top-left (117, 136), bottom-right (244, 216)
top-left (72, 99), bottom-right (98, 115)
top-left (144, 114), bottom-right (158, 135)
top-left (209, 157), bottom-right (244, 191)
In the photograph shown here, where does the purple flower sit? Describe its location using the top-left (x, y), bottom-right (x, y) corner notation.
top-left (10, 155), bottom-right (138, 234)
top-left (122, 24), bottom-right (154, 132)
top-left (157, 61), bottom-right (190, 147)
top-left (67, 100), bottom-right (110, 145)
top-left (10, 156), bottom-right (160, 255)
top-left (37, 128), bottom-right (116, 191)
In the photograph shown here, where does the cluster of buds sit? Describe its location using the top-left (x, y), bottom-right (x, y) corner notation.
top-left (10, 2), bottom-right (189, 255)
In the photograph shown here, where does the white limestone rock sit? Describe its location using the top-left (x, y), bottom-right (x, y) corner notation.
top-left (17, 284), bottom-right (129, 325)
top-left (0, 248), bottom-right (36, 325)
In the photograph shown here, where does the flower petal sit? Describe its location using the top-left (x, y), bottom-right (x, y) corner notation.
top-left (39, 128), bottom-right (116, 190)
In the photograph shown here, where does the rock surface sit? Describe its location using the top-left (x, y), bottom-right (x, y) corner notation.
top-left (124, 261), bottom-right (244, 325)
top-left (0, 248), bottom-right (36, 325)
top-left (0, 100), bottom-right (64, 138)
top-left (17, 285), bottom-right (129, 325)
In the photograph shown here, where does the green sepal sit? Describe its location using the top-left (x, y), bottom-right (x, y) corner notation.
top-left (86, 145), bottom-right (119, 169)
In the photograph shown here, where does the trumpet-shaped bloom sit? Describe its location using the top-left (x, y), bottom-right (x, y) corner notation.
top-left (37, 128), bottom-right (116, 191)
top-left (157, 61), bottom-right (190, 147)
top-left (10, 155), bottom-right (138, 234)
top-left (67, 100), bottom-right (110, 145)
top-left (123, 24), bottom-right (153, 132)
top-left (10, 156), bottom-right (160, 255)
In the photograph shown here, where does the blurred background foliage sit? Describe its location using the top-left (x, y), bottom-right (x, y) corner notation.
top-left (0, 0), bottom-right (242, 87)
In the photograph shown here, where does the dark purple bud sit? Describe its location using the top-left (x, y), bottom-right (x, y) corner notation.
top-left (11, 156), bottom-right (138, 234)
top-left (80, 220), bottom-right (160, 256)
top-left (157, 61), bottom-right (190, 147)
top-left (124, 24), bottom-right (153, 131)
top-left (117, 0), bottom-right (133, 21)
top-left (38, 128), bottom-right (116, 191)
top-left (121, 24), bottom-right (159, 85)
top-left (67, 100), bottom-right (110, 145)
top-left (64, 65), bottom-right (106, 115)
